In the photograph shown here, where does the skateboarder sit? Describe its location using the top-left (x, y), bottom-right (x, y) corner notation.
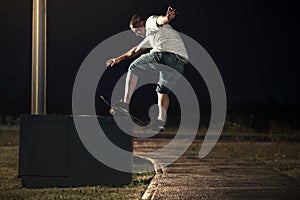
top-left (106, 6), bottom-right (188, 131)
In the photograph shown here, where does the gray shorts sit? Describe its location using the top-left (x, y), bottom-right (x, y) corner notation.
top-left (128, 51), bottom-right (188, 94)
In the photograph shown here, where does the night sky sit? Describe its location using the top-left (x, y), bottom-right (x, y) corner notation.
top-left (1, 0), bottom-right (299, 115)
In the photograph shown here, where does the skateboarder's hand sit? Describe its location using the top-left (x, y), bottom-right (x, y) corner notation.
top-left (166, 6), bottom-right (177, 21)
top-left (106, 58), bottom-right (120, 67)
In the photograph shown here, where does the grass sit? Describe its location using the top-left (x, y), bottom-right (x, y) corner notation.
top-left (0, 130), bottom-right (154, 200)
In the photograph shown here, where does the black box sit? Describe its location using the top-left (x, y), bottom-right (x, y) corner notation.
top-left (19, 115), bottom-right (132, 188)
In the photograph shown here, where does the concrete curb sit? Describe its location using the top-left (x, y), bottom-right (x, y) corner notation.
top-left (135, 155), bottom-right (164, 200)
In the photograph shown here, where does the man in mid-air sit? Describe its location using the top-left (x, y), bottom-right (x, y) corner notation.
top-left (106, 6), bottom-right (188, 131)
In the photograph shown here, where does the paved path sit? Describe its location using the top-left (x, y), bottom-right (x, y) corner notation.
top-left (134, 137), bottom-right (300, 200)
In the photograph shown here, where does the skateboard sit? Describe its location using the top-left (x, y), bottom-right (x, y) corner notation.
top-left (100, 96), bottom-right (148, 127)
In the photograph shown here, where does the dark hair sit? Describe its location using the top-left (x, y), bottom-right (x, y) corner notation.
top-left (129, 14), bottom-right (146, 28)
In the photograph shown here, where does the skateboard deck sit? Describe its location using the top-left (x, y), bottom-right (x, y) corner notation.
top-left (100, 96), bottom-right (148, 127)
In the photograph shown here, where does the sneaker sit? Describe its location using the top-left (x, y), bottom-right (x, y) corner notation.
top-left (150, 119), bottom-right (165, 132)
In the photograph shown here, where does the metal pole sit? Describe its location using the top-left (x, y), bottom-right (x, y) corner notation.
top-left (31, 0), bottom-right (47, 115)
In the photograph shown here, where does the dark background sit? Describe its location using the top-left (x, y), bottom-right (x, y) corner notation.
top-left (1, 0), bottom-right (299, 130)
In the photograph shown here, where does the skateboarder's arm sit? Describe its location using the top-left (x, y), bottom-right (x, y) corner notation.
top-left (106, 46), bottom-right (147, 67)
top-left (156, 6), bottom-right (177, 26)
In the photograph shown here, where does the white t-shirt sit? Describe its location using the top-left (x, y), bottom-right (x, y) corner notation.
top-left (137, 15), bottom-right (189, 60)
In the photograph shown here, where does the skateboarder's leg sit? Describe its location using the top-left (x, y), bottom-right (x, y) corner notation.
top-left (123, 71), bottom-right (138, 104)
top-left (155, 52), bottom-right (187, 127)
top-left (124, 52), bottom-right (159, 103)
top-left (157, 92), bottom-right (169, 122)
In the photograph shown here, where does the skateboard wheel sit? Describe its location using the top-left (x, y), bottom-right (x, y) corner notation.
top-left (109, 108), bottom-right (115, 115)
